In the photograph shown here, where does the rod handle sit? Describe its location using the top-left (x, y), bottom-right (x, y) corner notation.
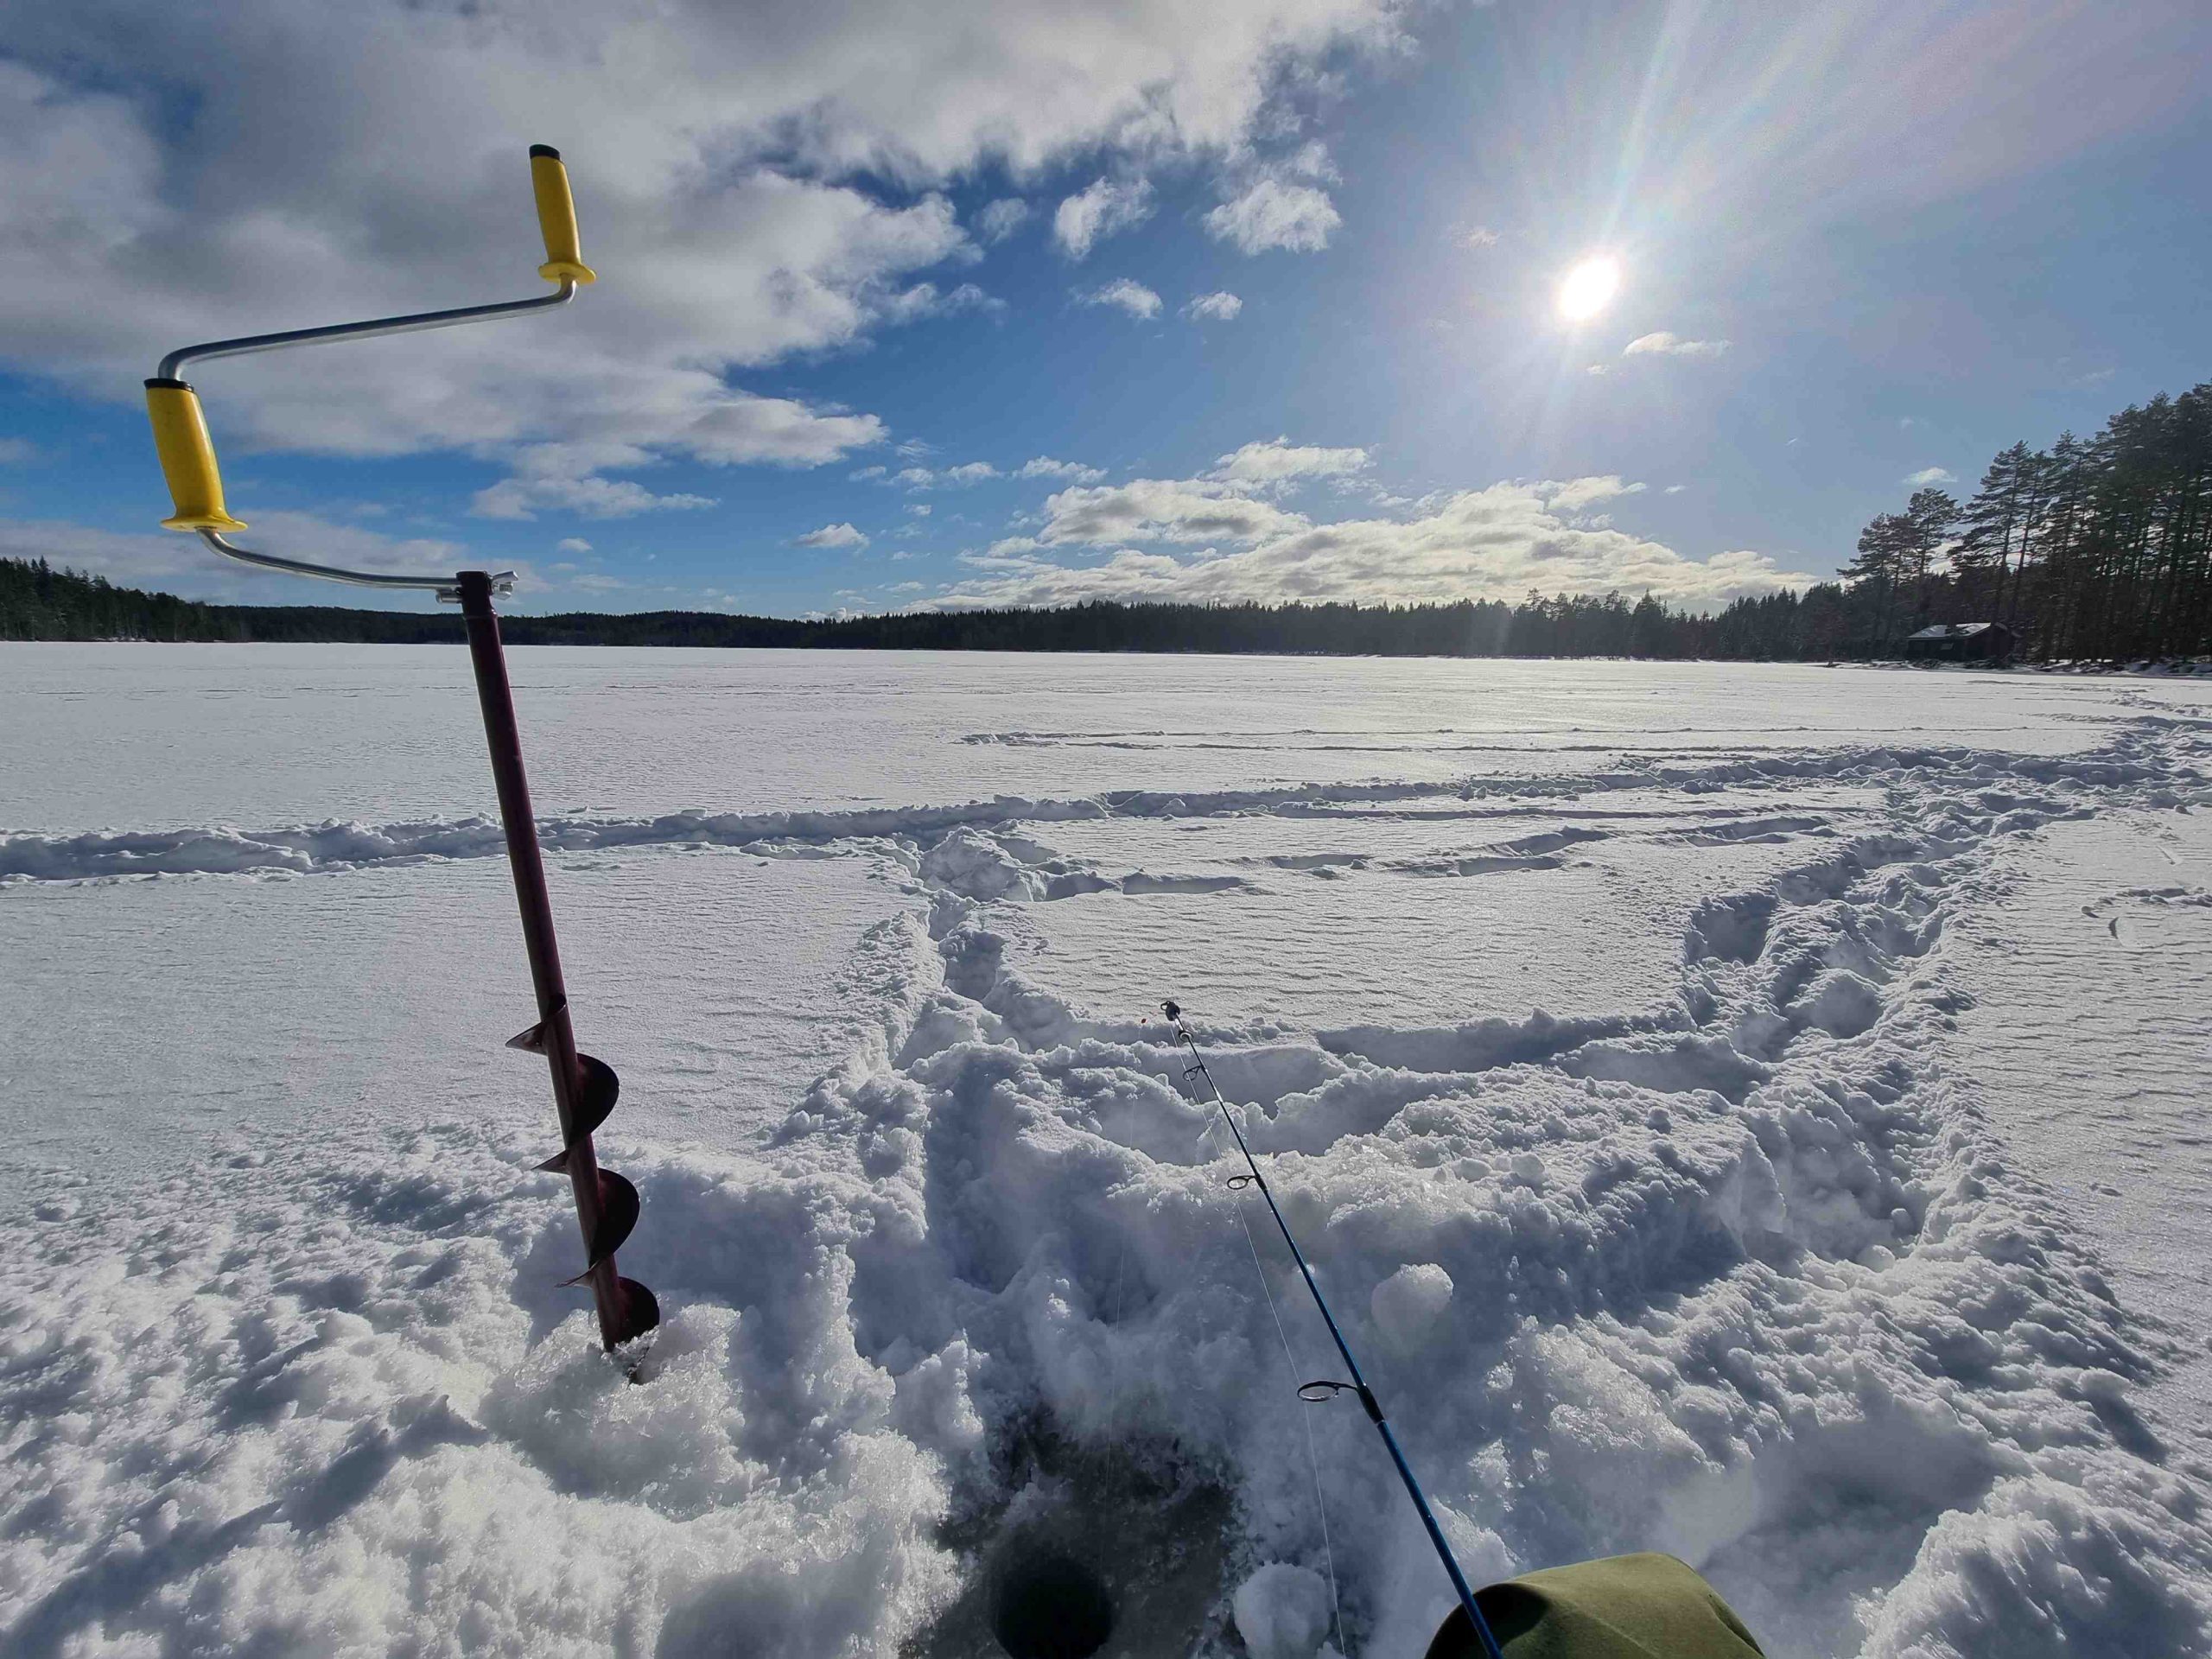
top-left (529, 145), bottom-right (596, 285)
top-left (144, 379), bottom-right (247, 531)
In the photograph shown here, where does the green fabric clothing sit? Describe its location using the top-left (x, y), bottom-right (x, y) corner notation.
top-left (1423, 1553), bottom-right (1766, 1659)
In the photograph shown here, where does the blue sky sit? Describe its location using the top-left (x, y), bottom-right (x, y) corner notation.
top-left (1, 2), bottom-right (2206, 616)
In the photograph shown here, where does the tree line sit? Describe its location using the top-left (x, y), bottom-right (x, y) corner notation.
top-left (4, 382), bottom-right (2205, 662)
top-left (0, 556), bottom-right (1850, 656)
top-left (1845, 383), bottom-right (2211, 659)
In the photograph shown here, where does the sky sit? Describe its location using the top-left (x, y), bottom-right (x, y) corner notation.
top-left (1, 0), bottom-right (2208, 619)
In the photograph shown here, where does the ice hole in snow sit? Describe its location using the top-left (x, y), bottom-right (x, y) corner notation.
top-left (991, 1553), bottom-right (1116, 1659)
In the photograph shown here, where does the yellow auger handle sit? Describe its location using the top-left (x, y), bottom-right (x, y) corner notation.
top-left (144, 378), bottom-right (246, 531)
top-left (530, 144), bottom-right (596, 285)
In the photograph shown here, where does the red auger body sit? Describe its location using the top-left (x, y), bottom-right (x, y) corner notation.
top-left (460, 571), bottom-right (657, 1352)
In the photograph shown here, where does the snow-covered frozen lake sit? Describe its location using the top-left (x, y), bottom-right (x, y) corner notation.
top-left (3, 645), bottom-right (2209, 1657)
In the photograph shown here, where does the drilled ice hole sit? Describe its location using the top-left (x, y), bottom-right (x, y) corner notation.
top-left (991, 1551), bottom-right (1115, 1659)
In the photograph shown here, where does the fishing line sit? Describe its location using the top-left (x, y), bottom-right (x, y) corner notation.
top-left (1224, 1148), bottom-right (1347, 1656)
top-left (1164, 1000), bottom-right (1507, 1659)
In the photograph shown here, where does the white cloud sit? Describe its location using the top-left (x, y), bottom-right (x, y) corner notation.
top-left (556, 537), bottom-right (593, 554)
top-left (1185, 290), bottom-right (1244, 321)
top-left (1017, 457), bottom-right (1107, 482)
top-left (917, 474), bottom-right (1813, 612)
top-left (1077, 278), bottom-right (1163, 320)
top-left (0, 437), bottom-right (37, 464)
top-left (1033, 479), bottom-right (1309, 546)
top-left (1585, 363), bottom-right (1611, 377)
top-left (880, 281), bottom-right (1004, 321)
top-left (894, 461), bottom-right (1003, 489)
top-left (1663, 484), bottom-right (1688, 495)
top-left (1204, 179), bottom-right (1341, 253)
top-left (1623, 332), bottom-right (1732, 359)
top-left (1904, 467), bottom-right (1957, 486)
top-left (1538, 476), bottom-right (1644, 513)
top-left (792, 522), bottom-right (869, 549)
top-left (1211, 436), bottom-right (1370, 486)
top-left (849, 465), bottom-right (888, 481)
top-left (975, 198), bottom-right (1031, 244)
top-left (1052, 177), bottom-right (1155, 258)
top-left (470, 442), bottom-right (719, 519)
top-left (905, 503), bottom-right (931, 517)
top-left (1464, 226), bottom-right (1502, 248)
top-left (0, 3), bottom-right (1410, 515)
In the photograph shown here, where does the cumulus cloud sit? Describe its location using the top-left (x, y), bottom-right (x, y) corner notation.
top-left (975, 198), bottom-right (1031, 244)
top-left (556, 537), bottom-right (593, 554)
top-left (905, 503), bottom-right (932, 516)
top-left (893, 461), bottom-right (1002, 489)
top-left (1538, 475), bottom-right (1643, 513)
top-left (1185, 290), bottom-right (1244, 321)
top-left (1052, 177), bottom-right (1156, 258)
top-left (1204, 178), bottom-right (1342, 253)
top-left (880, 281), bottom-right (1004, 321)
top-left (1212, 436), bottom-right (1370, 486)
top-left (1033, 479), bottom-right (1309, 546)
top-left (792, 522), bottom-right (869, 549)
top-left (1077, 278), bottom-right (1163, 320)
top-left (923, 474), bottom-right (1813, 612)
top-left (1623, 332), bottom-right (1732, 359)
top-left (1904, 467), bottom-right (1957, 486)
top-left (0, 3), bottom-right (1407, 516)
top-left (472, 442), bottom-right (718, 519)
top-left (1017, 457), bottom-right (1107, 482)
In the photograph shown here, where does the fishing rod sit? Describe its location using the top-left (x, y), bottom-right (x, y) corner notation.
top-left (1162, 1001), bottom-right (1506, 1659)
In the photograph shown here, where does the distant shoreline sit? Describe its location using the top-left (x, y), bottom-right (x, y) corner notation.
top-left (8, 556), bottom-right (2210, 672)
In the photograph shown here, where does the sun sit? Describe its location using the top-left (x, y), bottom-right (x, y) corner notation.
top-left (1557, 255), bottom-right (1622, 323)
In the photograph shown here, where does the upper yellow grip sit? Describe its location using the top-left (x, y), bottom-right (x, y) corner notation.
top-left (530, 145), bottom-right (596, 285)
top-left (145, 381), bottom-right (247, 532)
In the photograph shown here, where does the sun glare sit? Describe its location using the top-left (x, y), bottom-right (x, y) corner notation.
top-left (1557, 256), bottom-right (1622, 323)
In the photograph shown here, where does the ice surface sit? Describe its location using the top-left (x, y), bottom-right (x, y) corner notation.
top-left (1, 645), bottom-right (2184, 833)
top-left (1953, 810), bottom-right (2212, 1459)
top-left (3, 648), bottom-right (2210, 1657)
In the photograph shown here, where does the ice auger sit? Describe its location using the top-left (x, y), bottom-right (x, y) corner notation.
top-left (143, 147), bottom-right (658, 1357)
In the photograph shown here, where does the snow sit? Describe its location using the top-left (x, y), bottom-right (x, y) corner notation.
top-left (3, 646), bottom-right (2210, 1657)
top-left (1952, 810), bottom-right (2212, 1459)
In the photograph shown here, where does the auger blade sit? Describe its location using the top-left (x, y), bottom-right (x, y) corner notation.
top-left (613, 1278), bottom-right (661, 1344)
top-left (533, 1053), bottom-right (621, 1172)
top-left (506, 1020), bottom-right (550, 1054)
top-left (587, 1169), bottom-right (640, 1267)
top-left (574, 1053), bottom-right (620, 1138)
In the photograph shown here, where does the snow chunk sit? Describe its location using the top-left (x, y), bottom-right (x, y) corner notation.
top-left (1372, 1262), bottom-right (1455, 1352)
top-left (1232, 1561), bottom-right (1336, 1659)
